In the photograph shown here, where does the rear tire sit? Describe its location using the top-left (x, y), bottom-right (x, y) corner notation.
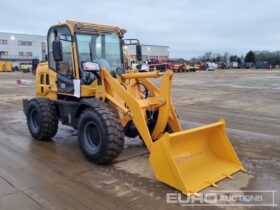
top-left (27, 98), bottom-right (58, 140)
top-left (78, 102), bottom-right (124, 164)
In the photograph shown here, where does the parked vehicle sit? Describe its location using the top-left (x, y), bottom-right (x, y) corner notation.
top-left (244, 62), bottom-right (254, 69)
top-left (218, 62), bottom-right (230, 69)
top-left (230, 61), bottom-right (241, 68)
top-left (206, 62), bottom-right (215, 71)
top-left (148, 59), bottom-right (174, 72)
top-left (255, 61), bottom-right (269, 69)
top-left (20, 63), bottom-right (32, 73)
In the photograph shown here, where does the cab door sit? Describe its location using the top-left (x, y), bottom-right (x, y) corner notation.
top-left (48, 25), bottom-right (75, 95)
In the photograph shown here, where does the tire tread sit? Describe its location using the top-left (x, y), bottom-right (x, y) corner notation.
top-left (27, 98), bottom-right (58, 140)
top-left (78, 100), bottom-right (124, 164)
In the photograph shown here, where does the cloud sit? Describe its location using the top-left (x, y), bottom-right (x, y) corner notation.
top-left (0, 0), bottom-right (279, 58)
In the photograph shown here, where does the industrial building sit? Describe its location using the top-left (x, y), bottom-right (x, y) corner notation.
top-left (125, 44), bottom-right (170, 61)
top-left (0, 32), bottom-right (47, 69)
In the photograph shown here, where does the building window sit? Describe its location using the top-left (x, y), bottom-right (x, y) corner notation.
top-left (0, 51), bottom-right (8, 56)
top-left (41, 42), bottom-right (46, 49)
top-left (19, 52), bottom-right (33, 57)
top-left (18, 41), bottom-right (32, 46)
top-left (41, 42), bottom-right (47, 57)
top-left (0, 39), bottom-right (8, 45)
top-left (148, 56), bottom-right (158, 60)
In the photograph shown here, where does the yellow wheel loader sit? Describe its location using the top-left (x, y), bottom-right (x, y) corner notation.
top-left (23, 20), bottom-right (245, 196)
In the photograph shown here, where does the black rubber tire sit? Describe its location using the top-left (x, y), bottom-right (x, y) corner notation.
top-left (27, 98), bottom-right (58, 140)
top-left (78, 101), bottom-right (124, 164)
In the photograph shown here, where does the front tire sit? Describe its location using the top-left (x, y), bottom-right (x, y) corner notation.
top-left (27, 98), bottom-right (58, 140)
top-left (78, 103), bottom-right (124, 164)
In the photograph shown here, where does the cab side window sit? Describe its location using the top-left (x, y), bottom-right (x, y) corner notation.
top-left (48, 26), bottom-right (73, 76)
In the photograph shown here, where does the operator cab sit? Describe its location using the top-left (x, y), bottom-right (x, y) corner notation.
top-left (47, 21), bottom-right (143, 95)
top-left (47, 23), bottom-right (124, 95)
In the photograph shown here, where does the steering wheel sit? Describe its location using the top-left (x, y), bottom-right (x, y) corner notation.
top-left (116, 67), bottom-right (126, 76)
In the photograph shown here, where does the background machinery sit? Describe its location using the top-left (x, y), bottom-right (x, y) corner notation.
top-left (23, 20), bottom-right (244, 196)
top-left (0, 61), bottom-right (13, 72)
top-left (123, 39), bottom-right (149, 71)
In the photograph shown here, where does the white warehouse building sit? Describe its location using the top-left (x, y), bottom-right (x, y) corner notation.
top-left (126, 44), bottom-right (170, 61)
top-left (0, 32), bottom-right (47, 68)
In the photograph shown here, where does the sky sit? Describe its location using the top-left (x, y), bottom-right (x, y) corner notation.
top-left (0, 0), bottom-right (279, 58)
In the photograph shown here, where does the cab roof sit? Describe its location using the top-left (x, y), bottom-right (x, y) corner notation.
top-left (65, 20), bottom-right (123, 36)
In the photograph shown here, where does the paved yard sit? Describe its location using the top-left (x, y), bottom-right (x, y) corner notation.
top-left (0, 70), bottom-right (279, 209)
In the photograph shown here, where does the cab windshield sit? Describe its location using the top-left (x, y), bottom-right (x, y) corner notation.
top-left (76, 33), bottom-right (123, 72)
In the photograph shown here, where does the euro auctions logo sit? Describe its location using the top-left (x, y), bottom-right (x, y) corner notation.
top-left (166, 190), bottom-right (278, 207)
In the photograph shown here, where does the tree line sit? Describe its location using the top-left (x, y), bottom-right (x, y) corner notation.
top-left (176, 51), bottom-right (280, 66)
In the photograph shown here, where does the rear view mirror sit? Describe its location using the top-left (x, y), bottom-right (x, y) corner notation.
top-left (82, 62), bottom-right (100, 71)
top-left (136, 44), bottom-right (142, 61)
top-left (122, 39), bottom-right (142, 61)
top-left (52, 41), bottom-right (63, 62)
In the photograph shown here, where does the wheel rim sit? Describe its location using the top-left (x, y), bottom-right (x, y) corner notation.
top-left (84, 121), bottom-right (101, 152)
top-left (30, 109), bottom-right (40, 132)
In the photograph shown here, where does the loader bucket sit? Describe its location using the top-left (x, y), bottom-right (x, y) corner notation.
top-left (150, 119), bottom-right (244, 196)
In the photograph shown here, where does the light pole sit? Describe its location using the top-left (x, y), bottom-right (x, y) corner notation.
top-left (10, 35), bottom-right (16, 70)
